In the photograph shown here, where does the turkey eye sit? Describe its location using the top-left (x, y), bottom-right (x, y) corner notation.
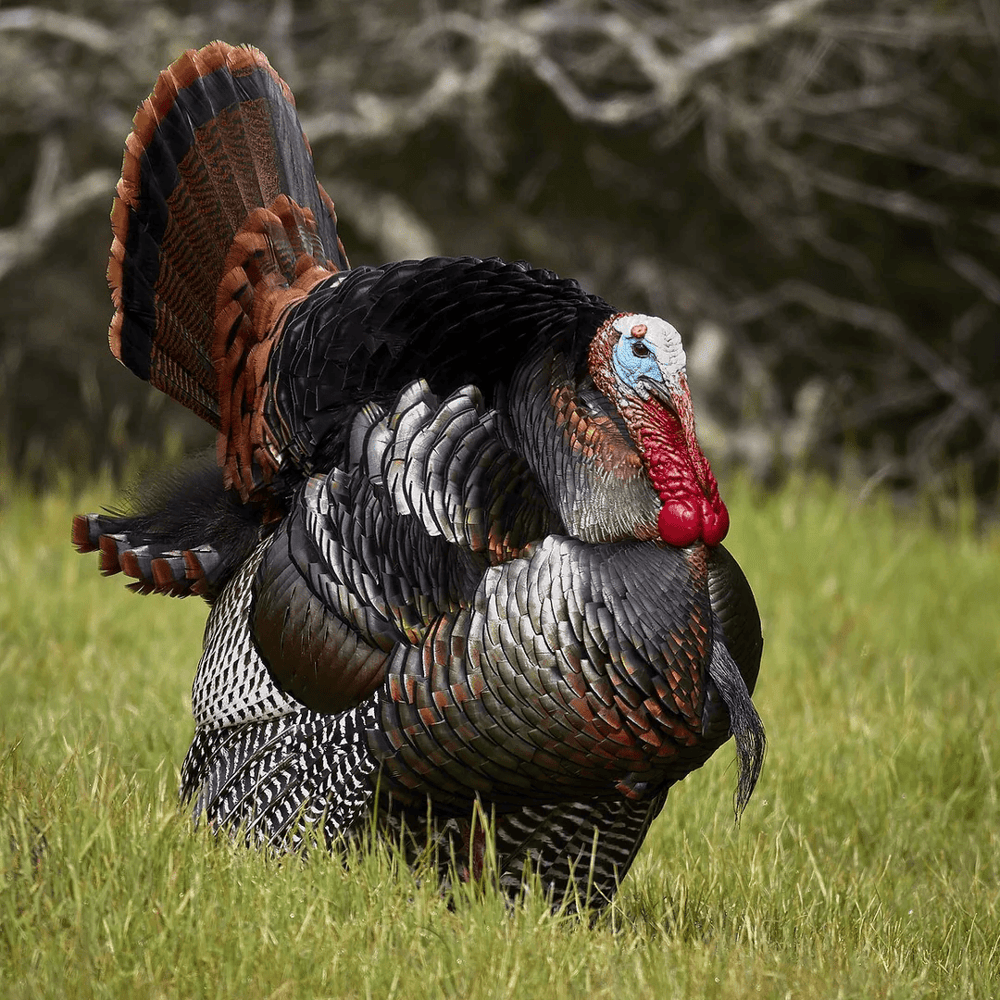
top-left (631, 341), bottom-right (651, 358)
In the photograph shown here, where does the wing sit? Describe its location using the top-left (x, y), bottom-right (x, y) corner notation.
top-left (251, 379), bottom-right (558, 713)
top-left (182, 527), bottom-right (669, 910)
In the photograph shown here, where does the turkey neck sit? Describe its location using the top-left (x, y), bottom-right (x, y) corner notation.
top-left (620, 378), bottom-right (729, 549)
top-left (500, 344), bottom-right (662, 543)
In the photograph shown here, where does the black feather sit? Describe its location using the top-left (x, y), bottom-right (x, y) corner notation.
top-left (85, 452), bottom-right (269, 599)
top-left (78, 42), bottom-right (767, 914)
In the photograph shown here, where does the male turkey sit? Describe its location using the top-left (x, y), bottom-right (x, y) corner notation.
top-left (74, 42), bottom-right (764, 910)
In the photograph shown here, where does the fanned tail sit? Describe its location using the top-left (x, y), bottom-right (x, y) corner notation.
top-left (108, 41), bottom-right (349, 499)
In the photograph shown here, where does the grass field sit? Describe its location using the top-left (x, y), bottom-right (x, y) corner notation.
top-left (1, 475), bottom-right (997, 999)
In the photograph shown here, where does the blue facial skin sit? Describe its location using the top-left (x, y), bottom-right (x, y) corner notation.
top-left (612, 333), bottom-right (661, 392)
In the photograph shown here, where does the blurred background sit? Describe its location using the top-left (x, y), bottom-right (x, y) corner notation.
top-left (1, 0), bottom-right (997, 514)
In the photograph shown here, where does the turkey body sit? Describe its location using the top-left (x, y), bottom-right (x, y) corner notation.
top-left (75, 43), bottom-right (764, 910)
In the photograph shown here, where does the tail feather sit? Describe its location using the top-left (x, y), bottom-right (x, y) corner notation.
top-left (73, 513), bottom-right (226, 598)
top-left (109, 42), bottom-right (349, 498)
top-left (72, 454), bottom-right (267, 600)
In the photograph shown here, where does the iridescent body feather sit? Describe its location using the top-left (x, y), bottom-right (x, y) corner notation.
top-left (75, 42), bottom-right (764, 911)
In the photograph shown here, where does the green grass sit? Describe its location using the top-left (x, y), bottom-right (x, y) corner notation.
top-left (1, 476), bottom-right (998, 999)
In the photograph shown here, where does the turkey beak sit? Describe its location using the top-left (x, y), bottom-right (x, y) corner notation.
top-left (637, 376), bottom-right (679, 416)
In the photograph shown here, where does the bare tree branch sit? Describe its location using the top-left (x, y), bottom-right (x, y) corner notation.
top-left (326, 179), bottom-right (441, 261)
top-left (304, 0), bottom-right (833, 140)
top-left (732, 281), bottom-right (1000, 448)
top-left (0, 135), bottom-right (115, 282)
top-left (945, 251), bottom-right (1000, 306)
top-left (0, 6), bottom-right (116, 53)
top-left (813, 12), bottom-right (985, 42)
top-left (0, 0), bottom-right (996, 502)
top-left (804, 122), bottom-right (1000, 188)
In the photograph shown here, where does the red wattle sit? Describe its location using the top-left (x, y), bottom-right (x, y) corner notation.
top-left (657, 501), bottom-right (701, 547)
top-left (701, 501), bottom-right (730, 547)
top-left (657, 498), bottom-right (730, 547)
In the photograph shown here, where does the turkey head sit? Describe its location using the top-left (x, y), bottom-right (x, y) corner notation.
top-left (588, 313), bottom-right (729, 548)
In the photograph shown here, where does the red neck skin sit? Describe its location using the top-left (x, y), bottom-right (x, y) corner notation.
top-left (633, 375), bottom-right (729, 547)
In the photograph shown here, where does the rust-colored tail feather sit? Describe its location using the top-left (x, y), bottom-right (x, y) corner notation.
top-left (73, 511), bottom-right (234, 599)
top-left (108, 41), bottom-right (349, 498)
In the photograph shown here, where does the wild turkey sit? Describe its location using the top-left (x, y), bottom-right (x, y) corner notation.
top-left (74, 42), bottom-right (764, 910)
